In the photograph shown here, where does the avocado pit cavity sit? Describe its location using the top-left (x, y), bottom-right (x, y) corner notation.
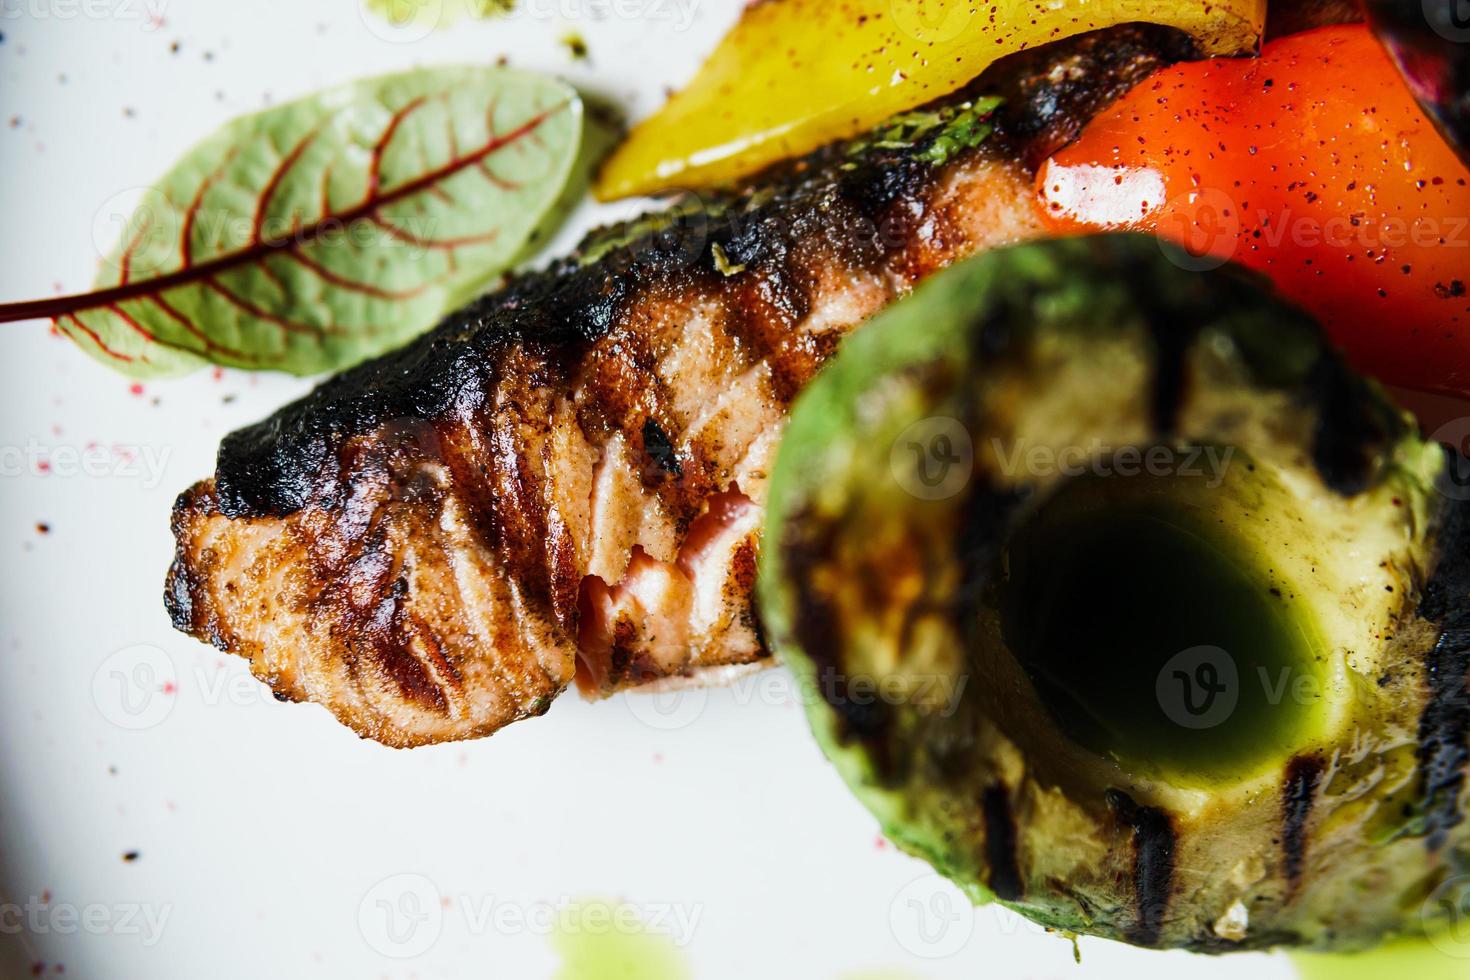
top-left (761, 235), bottom-right (1457, 950)
top-left (997, 465), bottom-right (1327, 784)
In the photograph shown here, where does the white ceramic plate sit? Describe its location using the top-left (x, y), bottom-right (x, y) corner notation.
top-left (0, 3), bottom-right (1308, 977)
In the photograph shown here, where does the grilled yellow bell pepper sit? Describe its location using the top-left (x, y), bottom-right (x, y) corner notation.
top-left (596, 0), bottom-right (1266, 200)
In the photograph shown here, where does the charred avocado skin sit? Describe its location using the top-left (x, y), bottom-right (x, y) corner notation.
top-left (758, 234), bottom-right (1468, 952)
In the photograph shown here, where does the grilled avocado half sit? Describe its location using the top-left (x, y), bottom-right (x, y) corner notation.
top-left (759, 233), bottom-right (1470, 952)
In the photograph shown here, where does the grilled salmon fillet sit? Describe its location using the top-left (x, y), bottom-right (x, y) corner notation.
top-left (168, 27), bottom-right (1225, 747)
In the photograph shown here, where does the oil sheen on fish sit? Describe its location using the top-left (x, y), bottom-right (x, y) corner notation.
top-left (166, 27), bottom-right (1199, 746)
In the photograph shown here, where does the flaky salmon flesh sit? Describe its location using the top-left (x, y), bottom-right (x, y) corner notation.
top-left (165, 20), bottom-right (1344, 747)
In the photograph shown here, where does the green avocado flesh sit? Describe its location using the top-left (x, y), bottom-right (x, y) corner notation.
top-left (759, 234), bottom-right (1466, 953)
top-left (1001, 485), bottom-right (1325, 785)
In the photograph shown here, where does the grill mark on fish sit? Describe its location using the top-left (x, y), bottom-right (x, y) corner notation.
top-left (210, 27), bottom-right (1190, 519)
top-left (1415, 454), bottom-right (1470, 849)
top-left (642, 419), bottom-right (683, 478)
top-left (1106, 789), bottom-right (1176, 947)
top-left (981, 784), bottom-right (1025, 901)
top-left (1281, 754), bottom-right (1324, 897)
top-left (166, 26), bottom-right (1200, 747)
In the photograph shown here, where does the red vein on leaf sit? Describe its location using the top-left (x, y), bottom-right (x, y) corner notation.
top-left (318, 161), bottom-right (336, 218)
top-left (370, 214), bottom-right (500, 251)
top-left (204, 278), bottom-right (342, 337)
top-left (59, 314), bottom-right (134, 363)
top-left (205, 277), bottom-right (344, 336)
top-left (106, 302), bottom-right (219, 358)
top-left (150, 293), bottom-right (255, 360)
top-left (107, 303), bottom-right (160, 343)
top-left (474, 104), bottom-right (522, 193)
top-left (287, 246), bottom-right (428, 301)
top-left (181, 146), bottom-right (241, 267)
top-left (413, 101), bottom-right (459, 209)
top-left (368, 95), bottom-right (430, 201)
top-left (476, 159), bottom-right (520, 192)
top-left (117, 210), bottom-right (155, 286)
top-left (0, 100), bottom-right (567, 325)
top-left (253, 125), bottom-right (325, 245)
top-left (258, 255), bottom-right (289, 297)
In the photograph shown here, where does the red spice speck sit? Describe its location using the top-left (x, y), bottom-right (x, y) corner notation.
top-left (35, 460), bottom-right (50, 475)
top-left (161, 681), bottom-right (177, 695)
top-left (874, 836), bottom-right (889, 850)
top-left (128, 382), bottom-right (145, 397)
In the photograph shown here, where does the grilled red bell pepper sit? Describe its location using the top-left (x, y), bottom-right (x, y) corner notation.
top-left (1037, 25), bottom-right (1470, 397)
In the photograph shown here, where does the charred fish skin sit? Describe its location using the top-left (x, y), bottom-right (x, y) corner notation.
top-left (203, 25), bottom-right (1197, 521)
top-left (165, 27), bottom-right (1200, 747)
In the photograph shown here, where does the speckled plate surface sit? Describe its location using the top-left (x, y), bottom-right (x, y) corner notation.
top-left (0, 3), bottom-right (1312, 978)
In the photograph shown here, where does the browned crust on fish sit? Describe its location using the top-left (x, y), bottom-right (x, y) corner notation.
top-left (167, 26), bottom-right (1202, 746)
